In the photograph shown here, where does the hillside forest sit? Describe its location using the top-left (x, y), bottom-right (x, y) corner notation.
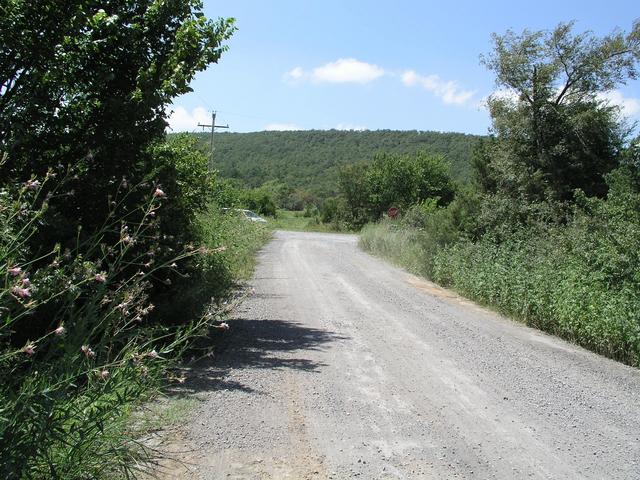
top-left (195, 129), bottom-right (481, 198)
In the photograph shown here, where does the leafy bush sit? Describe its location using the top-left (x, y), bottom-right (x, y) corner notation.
top-left (0, 3), bottom-right (250, 477)
top-left (339, 151), bottom-right (455, 228)
top-left (432, 195), bottom-right (640, 365)
top-left (149, 134), bottom-right (217, 241)
top-left (241, 189), bottom-right (277, 217)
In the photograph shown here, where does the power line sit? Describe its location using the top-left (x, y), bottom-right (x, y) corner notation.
top-left (193, 91), bottom-right (214, 112)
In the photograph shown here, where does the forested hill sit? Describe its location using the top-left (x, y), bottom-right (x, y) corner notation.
top-left (192, 130), bottom-right (483, 199)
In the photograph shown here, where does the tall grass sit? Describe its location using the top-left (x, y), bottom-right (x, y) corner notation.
top-left (199, 206), bottom-right (271, 282)
top-left (360, 181), bottom-right (640, 367)
top-left (0, 172), bottom-right (270, 478)
top-left (432, 222), bottom-right (640, 365)
top-left (359, 220), bottom-right (431, 276)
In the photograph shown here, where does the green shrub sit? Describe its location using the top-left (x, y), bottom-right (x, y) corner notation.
top-left (432, 175), bottom-right (640, 365)
top-left (362, 167), bottom-right (640, 366)
top-left (240, 189), bottom-right (277, 217)
top-left (339, 151), bottom-right (455, 227)
top-left (0, 173), bottom-right (206, 478)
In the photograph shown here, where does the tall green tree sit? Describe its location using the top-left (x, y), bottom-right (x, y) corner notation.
top-left (480, 20), bottom-right (640, 201)
top-left (0, 0), bottom-right (235, 224)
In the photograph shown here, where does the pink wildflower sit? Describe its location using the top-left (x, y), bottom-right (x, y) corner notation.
top-left (98, 369), bottom-right (110, 380)
top-left (24, 179), bottom-right (40, 190)
top-left (81, 345), bottom-right (96, 358)
top-left (54, 325), bottom-right (66, 336)
top-left (23, 344), bottom-right (36, 356)
top-left (147, 350), bottom-right (159, 359)
top-left (153, 188), bottom-right (166, 199)
top-left (8, 266), bottom-right (22, 276)
top-left (11, 286), bottom-right (31, 298)
top-left (21, 278), bottom-right (30, 287)
top-left (94, 272), bottom-right (107, 283)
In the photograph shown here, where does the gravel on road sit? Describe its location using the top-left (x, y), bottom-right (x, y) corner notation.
top-left (155, 230), bottom-right (640, 479)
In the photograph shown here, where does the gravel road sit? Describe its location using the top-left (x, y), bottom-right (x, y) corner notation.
top-left (157, 231), bottom-right (640, 479)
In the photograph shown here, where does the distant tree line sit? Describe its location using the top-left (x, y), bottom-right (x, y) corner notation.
top-left (189, 129), bottom-right (482, 202)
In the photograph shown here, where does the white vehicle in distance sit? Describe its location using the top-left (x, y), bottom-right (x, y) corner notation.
top-left (221, 208), bottom-right (268, 223)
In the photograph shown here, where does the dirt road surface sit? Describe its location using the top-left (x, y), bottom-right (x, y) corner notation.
top-left (156, 231), bottom-right (640, 479)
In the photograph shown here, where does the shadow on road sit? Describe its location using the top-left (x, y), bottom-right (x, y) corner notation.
top-left (166, 317), bottom-right (347, 396)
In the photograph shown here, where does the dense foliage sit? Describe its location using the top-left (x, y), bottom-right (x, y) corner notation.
top-left (193, 129), bottom-right (482, 200)
top-left (432, 168), bottom-right (640, 364)
top-left (338, 151), bottom-right (455, 228)
top-left (0, 2), bottom-right (272, 478)
top-left (0, 0), bottom-right (235, 231)
top-left (479, 20), bottom-right (639, 202)
top-left (361, 21), bottom-right (640, 367)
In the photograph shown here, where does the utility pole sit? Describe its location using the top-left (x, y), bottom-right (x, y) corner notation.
top-left (198, 111), bottom-right (229, 171)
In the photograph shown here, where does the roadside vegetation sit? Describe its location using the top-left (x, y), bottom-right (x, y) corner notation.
top-left (2, 1), bottom-right (639, 476)
top-left (361, 21), bottom-right (640, 367)
top-left (0, 2), bottom-right (267, 478)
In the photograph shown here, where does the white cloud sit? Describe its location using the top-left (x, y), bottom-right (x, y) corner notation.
top-left (166, 106), bottom-right (210, 132)
top-left (402, 70), bottom-right (476, 106)
top-left (597, 90), bottom-right (640, 117)
top-left (284, 66), bottom-right (305, 83)
top-left (313, 58), bottom-right (384, 84)
top-left (264, 123), bottom-right (303, 131)
top-left (285, 58), bottom-right (385, 85)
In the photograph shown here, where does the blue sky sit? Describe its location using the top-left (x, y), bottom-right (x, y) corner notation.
top-left (168, 0), bottom-right (640, 135)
